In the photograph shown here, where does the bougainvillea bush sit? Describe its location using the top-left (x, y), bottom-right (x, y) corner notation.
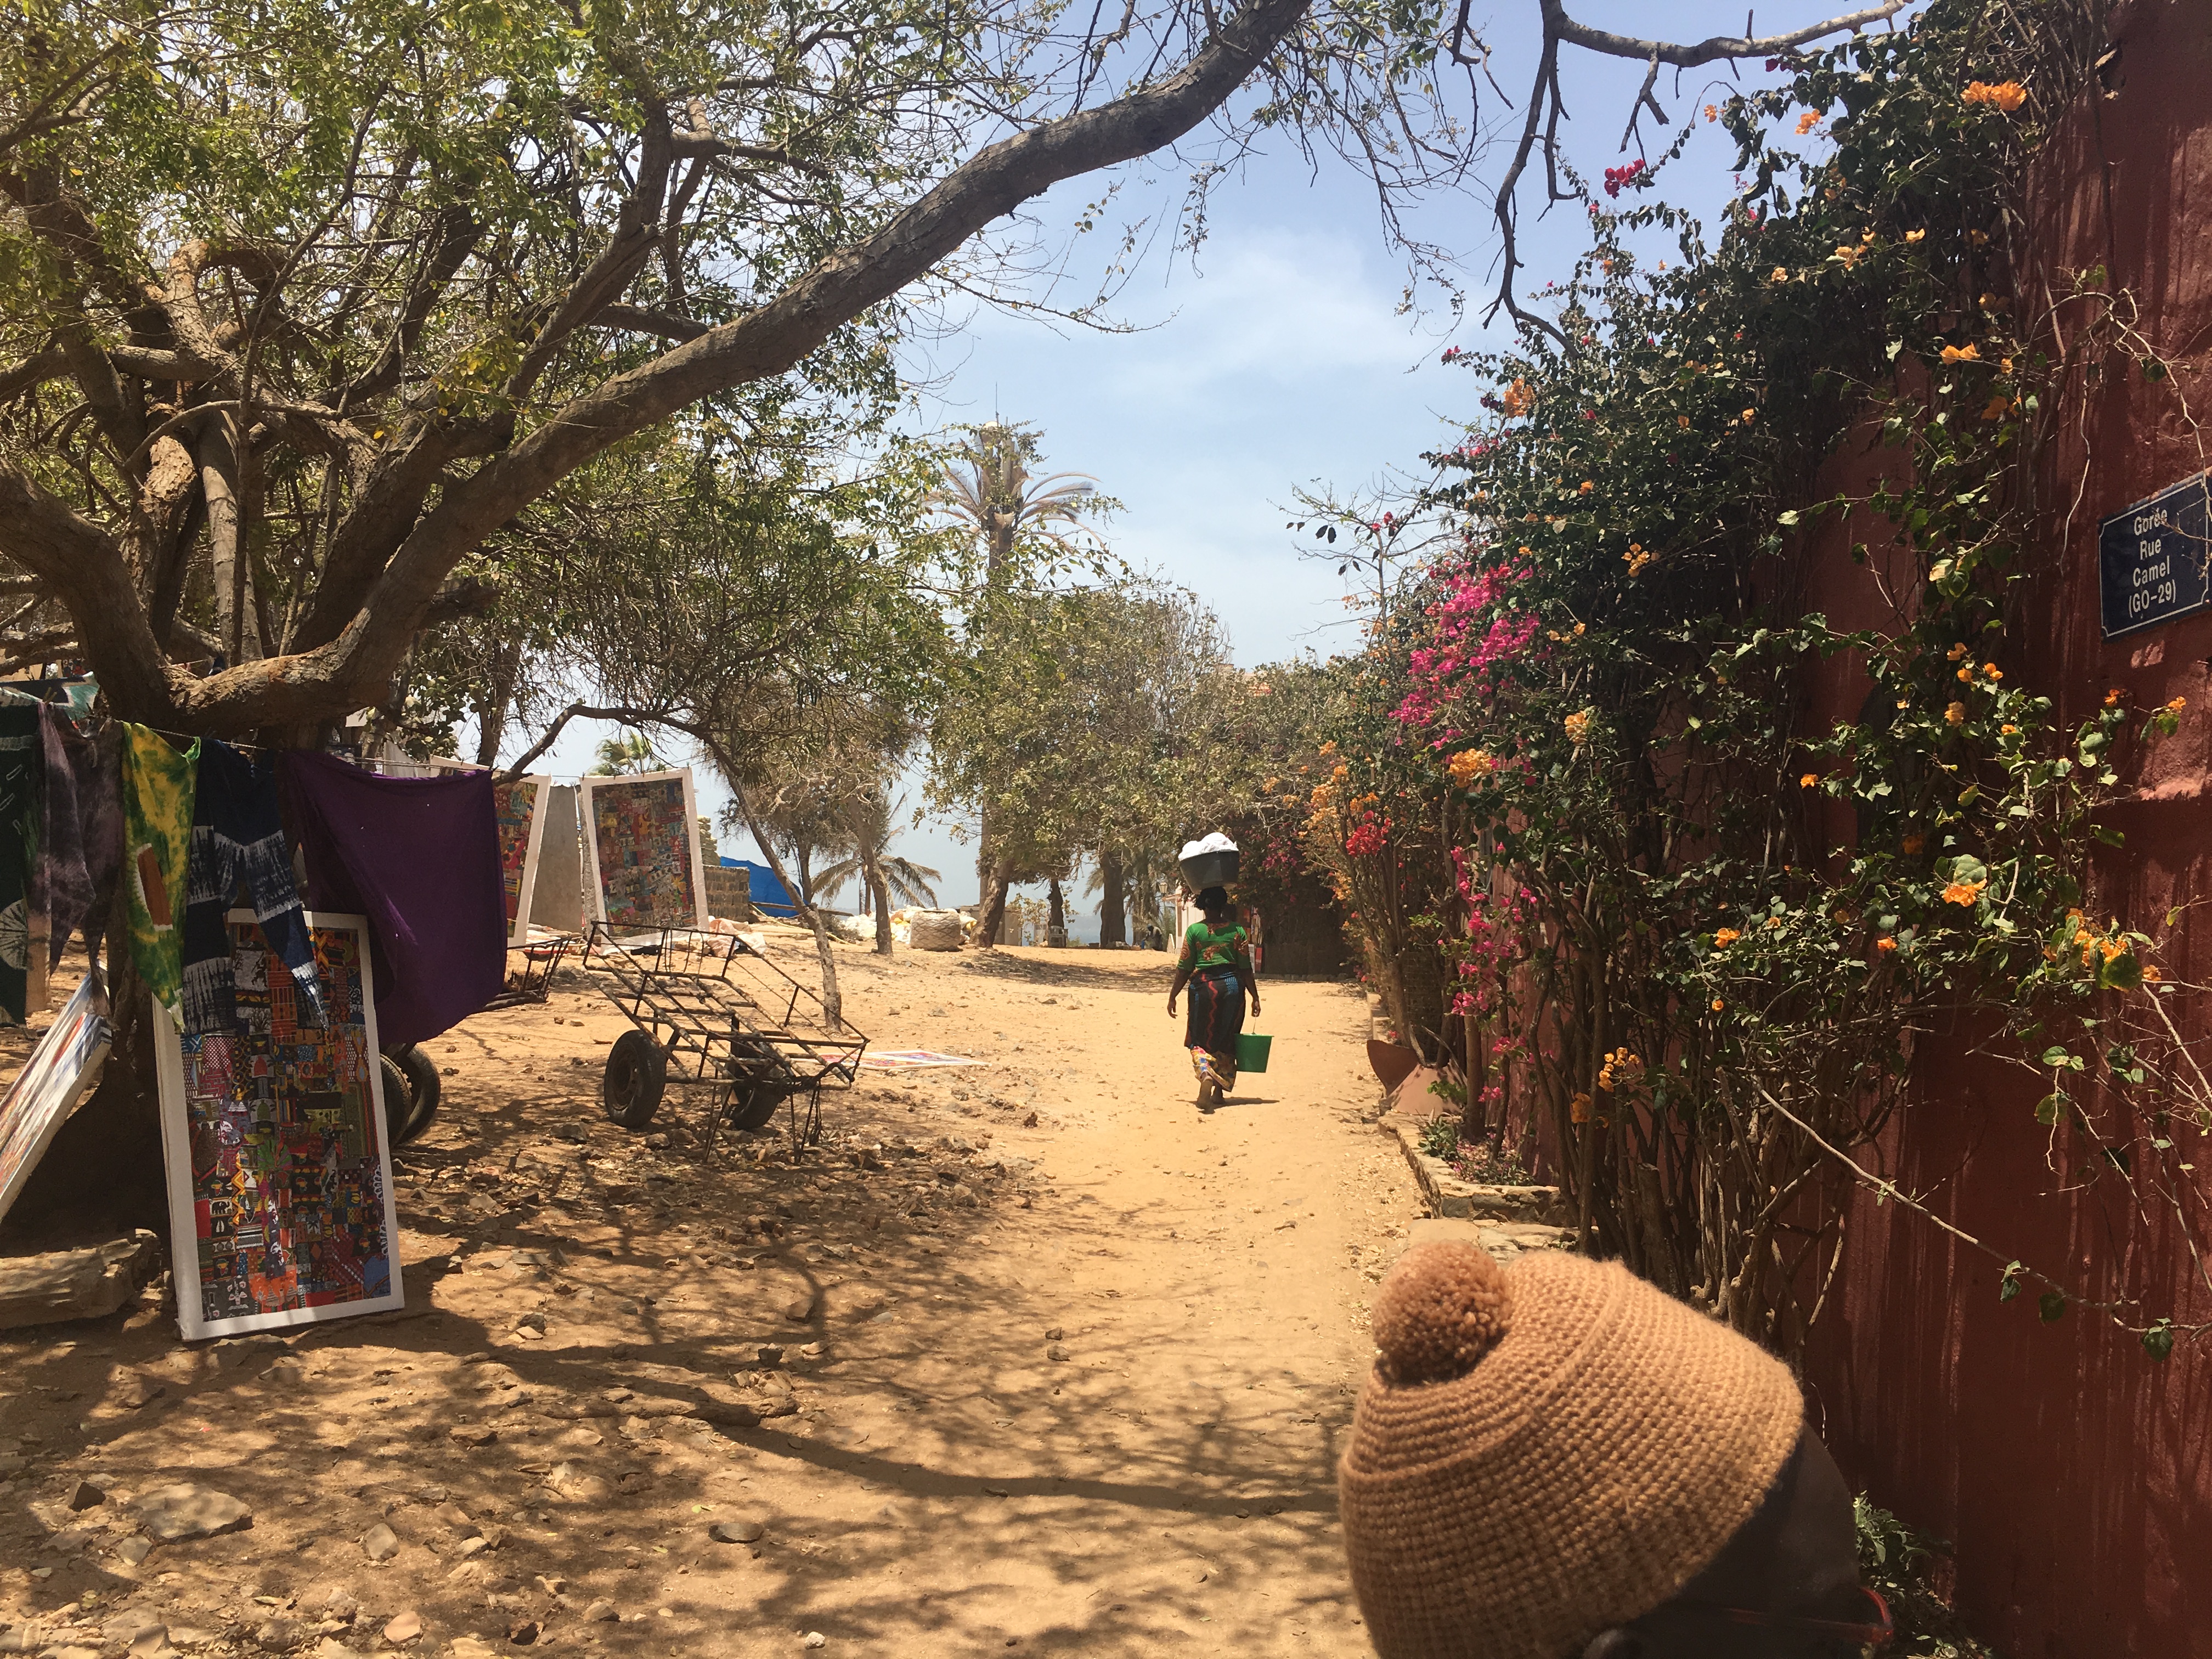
top-left (1312, 0), bottom-right (2207, 1357)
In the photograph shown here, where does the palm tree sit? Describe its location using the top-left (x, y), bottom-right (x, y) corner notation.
top-left (928, 422), bottom-right (1099, 582)
top-left (587, 731), bottom-right (668, 775)
top-left (814, 788), bottom-right (941, 955)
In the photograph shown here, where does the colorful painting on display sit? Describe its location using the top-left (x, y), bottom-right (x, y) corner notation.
top-left (492, 774), bottom-right (551, 945)
top-left (580, 768), bottom-right (707, 934)
top-left (0, 971), bottom-right (112, 1226)
top-left (154, 910), bottom-right (403, 1339)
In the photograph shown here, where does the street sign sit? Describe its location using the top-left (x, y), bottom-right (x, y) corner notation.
top-left (2100, 470), bottom-right (2212, 639)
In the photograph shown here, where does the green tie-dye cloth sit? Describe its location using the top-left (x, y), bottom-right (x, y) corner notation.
top-left (0, 705), bottom-right (38, 1024)
top-left (122, 724), bottom-right (198, 1023)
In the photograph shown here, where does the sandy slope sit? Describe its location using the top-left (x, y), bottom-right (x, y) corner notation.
top-left (1, 939), bottom-right (1423, 1658)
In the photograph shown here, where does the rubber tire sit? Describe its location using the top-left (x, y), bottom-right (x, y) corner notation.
top-left (726, 1039), bottom-right (786, 1132)
top-left (382, 1045), bottom-right (443, 1146)
top-left (603, 1029), bottom-right (668, 1128)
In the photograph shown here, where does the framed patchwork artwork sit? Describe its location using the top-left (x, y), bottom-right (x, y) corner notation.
top-left (0, 971), bottom-right (114, 1226)
top-left (492, 774), bottom-right (552, 946)
top-left (154, 910), bottom-right (404, 1339)
top-left (579, 768), bottom-right (708, 934)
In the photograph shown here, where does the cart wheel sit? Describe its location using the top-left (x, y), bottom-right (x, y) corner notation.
top-left (725, 1039), bottom-right (786, 1132)
top-left (382, 1045), bottom-right (443, 1146)
top-left (603, 1030), bottom-right (668, 1128)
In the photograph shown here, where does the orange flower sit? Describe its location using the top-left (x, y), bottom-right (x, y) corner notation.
top-left (2001, 724), bottom-right (2018, 735)
top-left (1799, 772), bottom-right (1820, 788)
top-left (1947, 643), bottom-right (1969, 660)
top-left (1962, 80), bottom-right (2028, 112)
top-left (1942, 879), bottom-right (1986, 906)
top-left (1945, 702), bottom-right (1967, 725)
top-left (1982, 396), bottom-right (2012, 420)
top-left (1578, 479), bottom-right (1594, 494)
top-left (1564, 709), bottom-right (1595, 744)
top-left (1770, 267), bottom-right (1790, 285)
top-left (1446, 749), bottom-right (1496, 785)
top-left (2104, 687), bottom-right (2124, 706)
top-left (1704, 104), bottom-right (1718, 122)
top-left (1940, 342), bottom-right (1982, 364)
top-left (1983, 663), bottom-right (2002, 679)
top-left (1677, 414), bottom-right (1691, 428)
top-left (1796, 110), bottom-right (1822, 134)
top-left (1956, 665), bottom-right (1974, 682)
top-left (1876, 936), bottom-right (1898, 954)
top-left (1833, 244), bottom-right (1864, 270)
top-left (1711, 998), bottom-right (1725, 1012)
top-left (1570, 1092), bottom-right (1593, 1124)
top-left (2167, 696), bottom-right (2187, 713)
top-left (1713, 928), bottom-right (1742, 949)
top-left (1904, 229), bottom-right (1927, 244)
top-left (2145, 963), bottom-right (2164, 984)
top-left (1741, 408), bottom-right (1757, 424)
top-left (1500, 377), bottom-right (1534, 417)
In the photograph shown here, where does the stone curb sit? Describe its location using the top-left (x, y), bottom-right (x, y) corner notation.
top-left (1379, 1108), bottom-right (1577, 1260)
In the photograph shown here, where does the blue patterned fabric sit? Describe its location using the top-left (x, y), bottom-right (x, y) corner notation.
top-left (179, 741), bottom-right (324, 1034)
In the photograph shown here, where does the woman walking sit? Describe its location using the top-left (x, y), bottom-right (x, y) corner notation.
top-left (1166, 885), bottom-right (1260, 1107)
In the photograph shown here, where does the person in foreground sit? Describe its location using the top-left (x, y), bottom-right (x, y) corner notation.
top-left (1165, 884), bottom-right (1258, 1107)
top-left (1338, 1241), bottom-right (1890, 1658)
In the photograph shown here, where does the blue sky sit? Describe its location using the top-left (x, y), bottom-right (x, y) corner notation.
top-left (496, 4), bottom-right (1911, 917)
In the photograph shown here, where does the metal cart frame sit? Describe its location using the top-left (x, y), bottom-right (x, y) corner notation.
top-left (583, 921), bottom-right (866, 1152)
top-left (487, 931), bottom-right (575, 1010)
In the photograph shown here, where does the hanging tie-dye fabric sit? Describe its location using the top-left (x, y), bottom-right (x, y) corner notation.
top-left (122, 724), bottom-right (199, 1022)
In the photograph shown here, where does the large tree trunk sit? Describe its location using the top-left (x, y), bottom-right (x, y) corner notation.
top-left (867, 854), bottom-right (893, 956)
top-left (200, 422), bottom-right (254, 665)
top-left (1098, 847), bottom-right (1126, 946)
top-left (975, 855), bottom-right (1014, 951)
top-left (1046, 877), bottom-right (1066, 947)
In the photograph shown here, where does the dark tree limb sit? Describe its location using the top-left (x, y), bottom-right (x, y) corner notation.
top-left (599, 304), bottom-right (710, 342)
top-left (1547, 0), bottom-right (1910, 69)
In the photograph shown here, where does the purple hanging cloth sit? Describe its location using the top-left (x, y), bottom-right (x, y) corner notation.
top-left (38, 705), bottom-right (122, 969)
top-left (280, 751), bottom-right (506, 1048)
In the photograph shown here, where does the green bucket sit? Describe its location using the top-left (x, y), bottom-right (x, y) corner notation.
top-left (1235, 1032), bottom-right (1273, 1074)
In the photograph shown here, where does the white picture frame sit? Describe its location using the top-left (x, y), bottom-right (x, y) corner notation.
top-left (494, 773), bottom-right (553, 946)
top-left (0, 971), bottom-right (114, 1226)
top-left (578, 768), bottom-right (708, 934)
top-left (154, 910), bottom-right (405, 1340)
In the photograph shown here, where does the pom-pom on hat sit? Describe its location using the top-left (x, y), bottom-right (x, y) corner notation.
top-left (1339, 1243), bottom-right (1804, 1659)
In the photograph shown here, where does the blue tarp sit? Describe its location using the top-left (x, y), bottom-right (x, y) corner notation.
top-left (723, 856), bottom-right (798, 918)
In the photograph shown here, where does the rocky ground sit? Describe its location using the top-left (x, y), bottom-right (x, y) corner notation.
top-left (0, 935), bottom-right (1423, 1658)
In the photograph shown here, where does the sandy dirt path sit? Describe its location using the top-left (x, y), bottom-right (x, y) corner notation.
top-left (2, 940), bottom-right (1423, 1658)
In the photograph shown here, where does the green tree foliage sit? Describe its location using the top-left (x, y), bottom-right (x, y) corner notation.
top-left (929, 575), bottom-right (1242, 942)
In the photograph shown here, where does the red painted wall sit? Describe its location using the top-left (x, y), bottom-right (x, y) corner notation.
top-left (1801, 5), bottom-right (2212, 1653)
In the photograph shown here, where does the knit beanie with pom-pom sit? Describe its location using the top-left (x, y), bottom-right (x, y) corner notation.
top-left (1338, 1243), bottom-right (1804, 1659)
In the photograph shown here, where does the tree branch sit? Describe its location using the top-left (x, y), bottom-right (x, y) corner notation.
top-left (0, 461), bottom-right (175, 719)
top-left (1547, 0), bottom-right (1910, 70)
top-left (598, 304), bottom-right (710, 342)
